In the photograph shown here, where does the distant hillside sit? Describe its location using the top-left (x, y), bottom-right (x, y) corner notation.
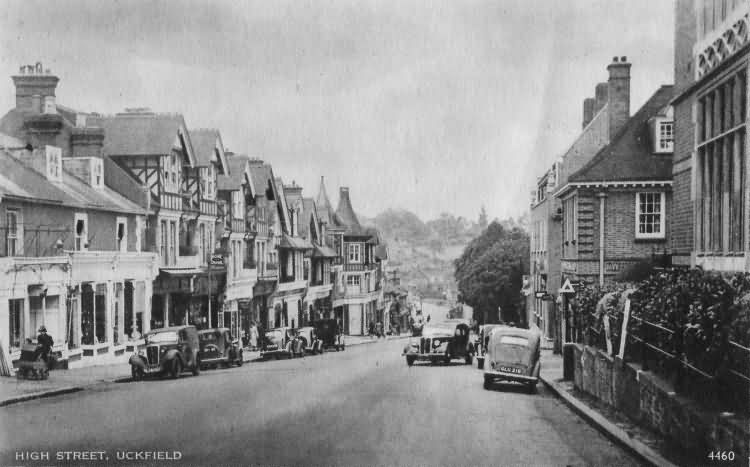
top-left (361, 209), bottom-right (529, 299)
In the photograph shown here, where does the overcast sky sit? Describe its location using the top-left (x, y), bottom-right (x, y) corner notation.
top-left (0, 0), bottom-right (673, 221)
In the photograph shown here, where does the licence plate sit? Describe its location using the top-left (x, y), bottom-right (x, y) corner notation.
top-left (499, 366), bottom-right (522, 374)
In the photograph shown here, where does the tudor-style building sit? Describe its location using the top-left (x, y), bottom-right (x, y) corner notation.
top-left (300, 197), bottom-right (336, 323)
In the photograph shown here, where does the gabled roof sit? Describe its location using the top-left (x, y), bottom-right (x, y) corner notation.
top-left (217, 154), bottom-right (250, 192)
top-left (298, 198), bottom-right (321, 242)
top-left (247, 161), bottom-right (274, 200)
top-left (568, 85), bottom-right (675, 184)
top-left (275, 177), bottom-right (291, 234)
top-left (91, 112), bottom-right (196, 166)
top-left (0, 148), bottom-right (145, 214)
top-left (190, 129), bottom-right (228, 174)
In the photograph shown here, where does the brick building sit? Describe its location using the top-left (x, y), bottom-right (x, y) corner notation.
top-left (671, 0), bottom-right (749, 271)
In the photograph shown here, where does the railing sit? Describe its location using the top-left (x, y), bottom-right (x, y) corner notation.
top-left (232, 218), bottom-right (245, 234)
top-left (343, 263), bottom-right (376, 272)
top-left (200, 199), bottom-right (217, 216)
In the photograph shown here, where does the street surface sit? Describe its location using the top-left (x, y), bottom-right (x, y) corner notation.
top-left (0, 339), bottom-right (642, 466)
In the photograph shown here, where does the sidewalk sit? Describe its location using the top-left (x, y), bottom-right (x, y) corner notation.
top-left (0, 334), bottom-right (408, 407)
top-left (539, 350), bottom-right (682, 467)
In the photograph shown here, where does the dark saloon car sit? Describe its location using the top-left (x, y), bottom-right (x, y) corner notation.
top-left (311, 319), bottom-right (345, 351)
top-left (261, 327), bottom-right (305, 359)
top-left (198, 328), bottom-right (243, 369)
top-left (129, 325), bottom-right (201, 379)
top-left (403, 319), bottom-right (474, 366)
top-left (294, 326), bottom-right (323, 354)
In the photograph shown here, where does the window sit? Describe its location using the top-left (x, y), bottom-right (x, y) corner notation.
top-left (348, 243), bottom-right (361, 263)
top-left (116, 217), bottom-right (127, 252)
top-left (346, 275), bottom-right (361, 286)
top-left (170, 221), bottom-right (176, 265)
top-left (635, 192), bottom-right (666, 239)
top-left (160, 220), bottom-right (167, 264)
top-left (562, 196), bottom-right (577, 254)
top-left (45, 145), bottom-right (62, 181)
top-left (658, 121), bottom-right (674, 152)
top-left (91, 158), bottom-right (103, 188)
top-left (74, 213), bottom-right (88, 251)
top-left (9, 298), bottom-right (23, 350)
top-left (6, 209), bottom-right (20, 256)
top-left (696, 67), bottom-right (747, 253)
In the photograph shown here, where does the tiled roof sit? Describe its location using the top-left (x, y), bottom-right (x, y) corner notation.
top-left (0, 148), bottom-right (145, 214)
top-left (568, 85), bottom-right (675, 183)
top-left (279, 233), bottom-right (314, 250)
top-left (316, 177), bottom-right (335, 225)
top-left (217, 154), bottom-right (249, 191)
top-left (247, 163), bottom-right (274, 199)
top-left (298, 198), bottom-right (318, 239)
top-left (190, 128), bottom-right (227, 173)
top-left (91, 113), bottom-right (195, 164)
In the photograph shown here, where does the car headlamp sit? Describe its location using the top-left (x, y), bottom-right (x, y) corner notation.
top-left (432, 339), bottom-right (441, 347)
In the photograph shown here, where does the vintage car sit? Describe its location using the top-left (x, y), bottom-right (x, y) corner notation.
top-left (402, 319), bottom-right (474, 366)
top-left (129, 325), bottom-right (201, 380)
top-left (483, 326), bottom-right (541, 393)
top-left (295, 326), bottom-right (323, 354)
top-left (474, 324), bottom-right (507, 370)
top-left (198, 328), bottom-right (243, 369)
top-left (312, 319), bottom-right (345, 351)
top-left (260, 327), bottom-right (305, 359)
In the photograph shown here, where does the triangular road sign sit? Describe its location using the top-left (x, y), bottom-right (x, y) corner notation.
top-left (559, 279), bottom-right (576, 294)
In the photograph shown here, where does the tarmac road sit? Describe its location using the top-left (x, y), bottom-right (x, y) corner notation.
top-left (0, 339), bottom-right (642, 466)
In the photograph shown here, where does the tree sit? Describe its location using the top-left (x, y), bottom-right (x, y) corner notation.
top-left (454, 221), bottom-right (529, 325)
top-left (478, 206), bottom-right (488, 230)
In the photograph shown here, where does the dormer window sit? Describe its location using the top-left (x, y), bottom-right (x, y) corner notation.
top-left (45, 145), bottom-right (62, 182)
top-left (91, 158), bottom-right (103, 188)
top-left (657, 121), bottom-right (674, 152)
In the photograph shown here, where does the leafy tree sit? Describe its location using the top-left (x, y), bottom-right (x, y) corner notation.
top-left (454, 221), bottom-right (529, 324)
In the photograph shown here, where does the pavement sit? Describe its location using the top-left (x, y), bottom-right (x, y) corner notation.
top-left (1, 338), bottom-right (640, 466)
top-left (538, 350), bottom-right (682, 467)
top-left (0, 333), bottom-right (407, 407)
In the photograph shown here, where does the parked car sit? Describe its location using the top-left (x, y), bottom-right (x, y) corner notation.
top-left (474, 324), bottom-right (506, 370)
top-left (261, 327), bottom-right (305, 359)
top-left (402, 319), bottom-right (474, 366)
top-left (129, 325), bottom-right (201, 380)
top-left (295, 326), bottom-right (323, 354)
top-left (198, 328), bottom-right (243, 369)
top-left (312, 319), bottom-right (345, 351)
top-left (483, 326), bottom-right (541, 393)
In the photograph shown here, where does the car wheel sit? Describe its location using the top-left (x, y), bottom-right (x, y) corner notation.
top-left (483, 375), bottom-right (492, 390)
top-left (131, 366), bottom-right (144, 381)
top-left (444, 349), bottom-right (452, 365)
top-left (192, 359), bottom-right (200, 376)
top-left (406, 356), bottom-right (415, 366)
top-left (170, 359), bottom-right (182, 379)
top-left (477, 358), bottom-right (485, 370)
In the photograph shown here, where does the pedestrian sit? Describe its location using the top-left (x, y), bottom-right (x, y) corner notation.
top-left (249, 321), bottom-right (259, 350)
top-left (35, 325), bottom-right (54, 364)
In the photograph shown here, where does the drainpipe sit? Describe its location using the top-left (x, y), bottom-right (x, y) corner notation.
top-left (597, 191), bottom-right (607, 286)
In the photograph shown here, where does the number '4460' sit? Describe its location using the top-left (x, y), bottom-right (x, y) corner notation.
top-left (707, 451), bottom-right (735, 461)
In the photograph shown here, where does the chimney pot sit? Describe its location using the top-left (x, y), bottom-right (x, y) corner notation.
top-left (621, 56), bottom-right (627, 62)
top-left (613, 56), bottom-right (618, 62)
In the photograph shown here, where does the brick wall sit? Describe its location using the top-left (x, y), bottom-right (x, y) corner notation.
top-left (671, 98), bottom-right (694, 261)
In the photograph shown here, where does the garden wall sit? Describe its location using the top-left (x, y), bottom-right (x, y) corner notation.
top-left (567, 343), bottom-right (749, 459)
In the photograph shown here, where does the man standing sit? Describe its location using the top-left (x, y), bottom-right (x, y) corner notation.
top-left (36, 326), bottom-right (54, 363)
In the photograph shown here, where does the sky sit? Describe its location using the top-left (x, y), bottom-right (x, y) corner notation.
top-left (0, 0), bottom-right (674, 222)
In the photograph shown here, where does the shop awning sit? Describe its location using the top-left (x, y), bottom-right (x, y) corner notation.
top-left (312, 245), bottom-right (338, 258)
top-left (279, 234), bottom-right (314, 250)
top-left (160, 268), bottom-right (205, 277)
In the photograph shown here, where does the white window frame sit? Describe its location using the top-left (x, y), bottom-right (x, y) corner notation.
top-left (6, 208), bottom-right (21, 256)
top-left (655, 119), bottom-right (674, 153)
top-left (116, 216), bottom-right (127, 252)
top-left (635, 192), bottom-right (666, 239)
top-left (348, 243), bottom-right (361, 263)
top-left (346, 274), bottom-right (361, 286)
top-left (74, 213), bottom-right (89, 251)
top-left (46, 145), bottom-right (62, 182)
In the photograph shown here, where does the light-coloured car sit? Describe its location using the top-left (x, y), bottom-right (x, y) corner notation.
top-left (483, 326), bottom-right (541, 393)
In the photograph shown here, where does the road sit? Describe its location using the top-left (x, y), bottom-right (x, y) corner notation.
top-left (0, 339), bottom-right (642, 466)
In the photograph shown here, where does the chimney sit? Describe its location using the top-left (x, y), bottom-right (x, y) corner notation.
top-left (607, 56), bottom-right (631, 138)
top-left (594, 82), bottom-right (608, 115)
top-left (70, 126), bottom-right (105, 158)
top-left (12, 62), bottom-right (59, 112)
top-left (582, 98), bottom-right (595, 128)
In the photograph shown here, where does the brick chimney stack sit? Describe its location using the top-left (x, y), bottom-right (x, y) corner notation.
top-left (70, 126), bottom-right (105, 158)
top-left (12, 62), bottom-right (59, 112)
top-left (582, 98), bottom-right (595, 128)
top-left (607, 56), bottom-right (631, 138)
top-left (594, 82), bottom-right (608, 114)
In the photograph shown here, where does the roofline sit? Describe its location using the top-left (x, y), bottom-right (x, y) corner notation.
top-left (554, 180), bottom-right (673, 197)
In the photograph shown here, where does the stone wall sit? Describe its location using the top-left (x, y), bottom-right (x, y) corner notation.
top-left (568, 343), bottom-right (749, 459)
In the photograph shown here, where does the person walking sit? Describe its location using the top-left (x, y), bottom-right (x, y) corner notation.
top-left (249, 321), bottom-right (259, 350)
top-left (35, 326), bottom-right (54, 364)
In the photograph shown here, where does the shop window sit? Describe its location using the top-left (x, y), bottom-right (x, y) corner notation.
top-left (8, 298), bottom-right (23, 350)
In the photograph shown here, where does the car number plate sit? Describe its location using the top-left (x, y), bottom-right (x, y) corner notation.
top-left (499, 366), bottom-right (522, 374)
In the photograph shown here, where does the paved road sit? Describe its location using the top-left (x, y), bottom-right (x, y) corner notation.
top-left (0, 340), bottom-right (642, 466)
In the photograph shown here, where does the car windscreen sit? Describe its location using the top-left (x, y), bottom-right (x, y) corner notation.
top-left (146, 331), bottom-right (178, 344)
top-left (199, 333), bottom-right (218, 342)
top-left (265, 330), bottom-right (283, 338)
top-left (422, 323), bottom-right (456, 336)
top-left (498, 335), bottom-right (529, 347)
